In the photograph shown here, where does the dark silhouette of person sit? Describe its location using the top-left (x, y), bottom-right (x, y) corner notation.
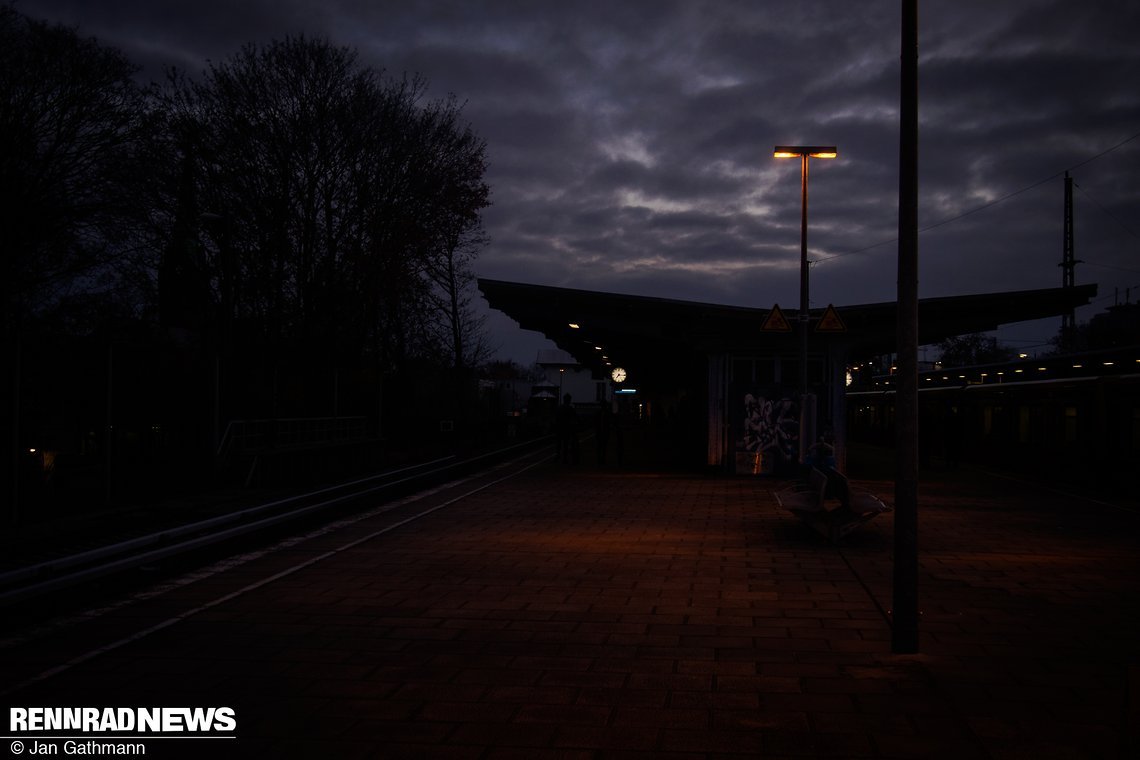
top-left (943, 401), bottom-right (963, 469)
top-left (613, 403), bottom-right (624, 465)
top-left (804, 439), bottom-right (850, 508)
top-left (556, 393), bottom-right (580, 464)
top-left (596, 400), bottom-right (613, 465)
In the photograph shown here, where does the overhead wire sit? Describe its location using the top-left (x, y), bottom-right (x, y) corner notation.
top-left (1073, 181), bottom-right (1139, 242)
top-left (814, 128), bottom-right (1140, 266)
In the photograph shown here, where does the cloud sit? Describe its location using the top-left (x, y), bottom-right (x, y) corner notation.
top-left (16, 0), bottom-right (1140, 360)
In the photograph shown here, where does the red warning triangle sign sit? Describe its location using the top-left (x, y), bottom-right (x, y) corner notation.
top-left (761, 304), bottom-right (792, 332)
top-left (815, 304), bottom-right (847, 332)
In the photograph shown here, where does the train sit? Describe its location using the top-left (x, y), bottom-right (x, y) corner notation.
top-left (847, 346), bottom-right (1140, 494)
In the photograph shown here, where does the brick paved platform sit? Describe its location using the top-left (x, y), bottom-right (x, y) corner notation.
top-left (3, 442), bottom-right (1139, 759)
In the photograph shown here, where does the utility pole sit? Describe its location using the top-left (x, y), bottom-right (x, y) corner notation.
top-left (893, 0), bottom-right (920, 655)
top-left (1059, 172), bottom-right (1081, 352)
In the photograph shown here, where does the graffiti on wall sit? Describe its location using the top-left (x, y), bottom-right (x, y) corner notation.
top-left (739, 393), bottom-right (799, 474)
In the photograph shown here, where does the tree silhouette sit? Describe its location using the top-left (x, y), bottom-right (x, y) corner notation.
top-left (3, 20), bottom-right (496, 521)
top-left (0, 5), bottom-right (151, 337)
top-left (158, 37), bottom-right (490, 371)
top-left (936, 333), bottom-right (1014, 367)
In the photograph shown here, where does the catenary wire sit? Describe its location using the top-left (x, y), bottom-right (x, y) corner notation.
top-left (814, 128), bottom-right (1140, 265)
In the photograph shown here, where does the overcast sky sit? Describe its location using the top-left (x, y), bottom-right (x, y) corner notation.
top-left (16, 0), bottom-right (1140, 362)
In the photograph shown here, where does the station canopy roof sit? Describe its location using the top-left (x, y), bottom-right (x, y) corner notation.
top-left (478, 278), bottom-right (1097, 383)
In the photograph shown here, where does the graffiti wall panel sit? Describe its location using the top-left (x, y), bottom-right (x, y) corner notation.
top-left (736, 390), bottom-right (799, 475)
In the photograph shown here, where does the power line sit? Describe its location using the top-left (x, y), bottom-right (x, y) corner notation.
top-left (1084, 262), bottom-right (1140, 276)
top-left (816, 128), bottom-right (1140, 265)
top-left (1073, 182), bottom-right (1139, 241)
top-left (1088, 281), bottom-right (1140, 305)
top-left (1068, 129), bottom-right (1140, 173)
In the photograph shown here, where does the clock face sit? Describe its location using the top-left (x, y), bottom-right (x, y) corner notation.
top-left (611, 367), bottom-right (627, 383)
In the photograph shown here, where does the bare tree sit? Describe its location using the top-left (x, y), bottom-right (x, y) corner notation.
top-left (937, 333), bottom-right (1014, 367)
top-left (0, 5), bottom-right (150, 336)
top-left (161, 37), bottom-right (490, 373)
top-left (1, 6), bottom-right (153, 526)
top-left (416, 98), bottom-right (492, 371)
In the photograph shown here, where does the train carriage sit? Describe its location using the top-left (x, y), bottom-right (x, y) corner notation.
top-left (849, 354), bottom-right (1140, 493)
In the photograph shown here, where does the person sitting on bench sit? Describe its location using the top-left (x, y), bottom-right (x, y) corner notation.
top-left (804, 440), bottom-right (848, 507)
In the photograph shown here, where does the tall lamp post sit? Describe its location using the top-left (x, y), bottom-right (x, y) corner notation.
top-left (774, 145), bottom-right (837, 461)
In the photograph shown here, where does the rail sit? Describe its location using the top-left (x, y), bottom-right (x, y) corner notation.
top-left (1, 437), bottom-right (553, 608)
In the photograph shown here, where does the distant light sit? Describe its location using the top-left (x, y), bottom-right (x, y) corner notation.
top-left (1103, 361), bottom-right (1114, 366)
top-left (615, 388), bottom-right (638, 394)
top-left (568, 323), bottom-right (580, 329)
top-left (1018, 353), bottom-right (1028, 359)
top-left (1038, 367), bottom-right (1047, 371)
top-left (1015, 369), bottom-right (1023, 374)
top-left (28, 448), bottom-right (36, 454)
top-left (845, 371), bottom-right (853, 387)
top-left (594, 346), bottom-right (603, 351)
top-left (1073, 364), bottom-right (1083, 369)
top-left (958, 375), bottom-right (966, 379)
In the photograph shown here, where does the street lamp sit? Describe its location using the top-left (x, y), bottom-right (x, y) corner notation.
top-left (774, 145), bottom-right (837, 462)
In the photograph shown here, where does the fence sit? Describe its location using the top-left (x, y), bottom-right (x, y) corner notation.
top-left (217, 416), bottom-right (368, 457)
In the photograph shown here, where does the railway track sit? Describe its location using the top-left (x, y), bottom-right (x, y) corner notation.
top-left (0, 438), bottom-right (553, 609)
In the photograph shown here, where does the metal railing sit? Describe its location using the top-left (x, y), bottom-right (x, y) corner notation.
top-left (217, 416), bottom-right (368, 457)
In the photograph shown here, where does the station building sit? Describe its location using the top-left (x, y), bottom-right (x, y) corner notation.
top-left (478, 278), bottom-right (1097, 473)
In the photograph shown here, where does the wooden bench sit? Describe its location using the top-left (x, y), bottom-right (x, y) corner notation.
top-left (775, 467), bottom-right (891, 543)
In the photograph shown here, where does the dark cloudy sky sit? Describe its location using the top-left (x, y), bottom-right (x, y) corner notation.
top-left (16, 0), bottom-right (1140, 362)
